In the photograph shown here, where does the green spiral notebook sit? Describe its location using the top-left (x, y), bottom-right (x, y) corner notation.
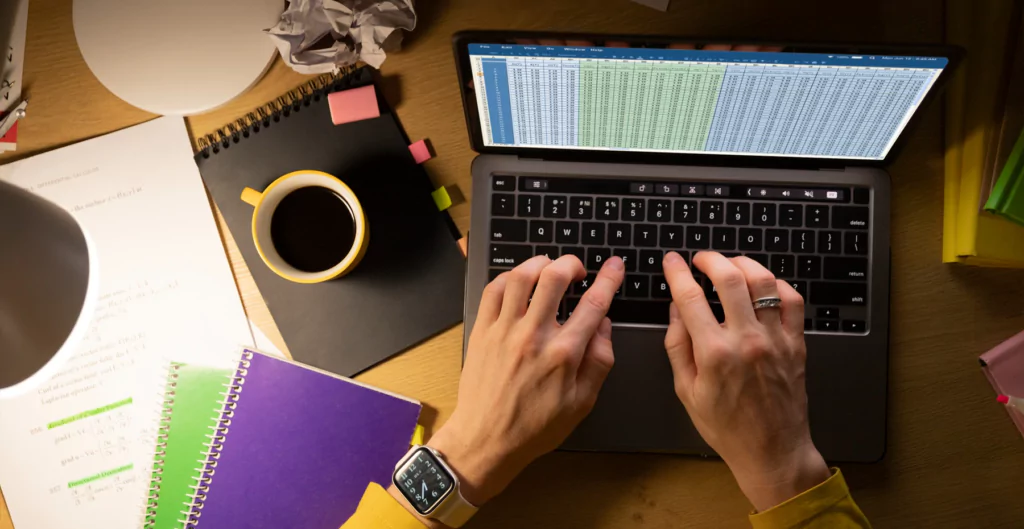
top-left (144, 363), bottom-right (233, 529)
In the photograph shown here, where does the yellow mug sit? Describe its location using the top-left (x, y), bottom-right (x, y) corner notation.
top-left (241, 170), bottom-right (368, 283)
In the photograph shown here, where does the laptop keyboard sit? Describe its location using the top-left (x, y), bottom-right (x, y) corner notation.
top-left (487, 175), bottom-right (871, 333)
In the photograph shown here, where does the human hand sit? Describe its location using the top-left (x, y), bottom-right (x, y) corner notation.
top-left (428, 254), bottom-right (625, 506)
top-left (662, 251), bottom-right (830, 512)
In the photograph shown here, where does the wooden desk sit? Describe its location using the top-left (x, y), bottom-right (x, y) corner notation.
top-left (4, 0), bottom-right (1024, 527)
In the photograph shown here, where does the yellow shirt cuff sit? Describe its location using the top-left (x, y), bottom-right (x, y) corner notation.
top-left (341, 482), bottom-right (427, 529)
top-left (749, 468), bottom-right (871, 529)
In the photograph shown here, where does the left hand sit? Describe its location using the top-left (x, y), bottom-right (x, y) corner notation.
top-left (426, 254), bottom-right (625, 507)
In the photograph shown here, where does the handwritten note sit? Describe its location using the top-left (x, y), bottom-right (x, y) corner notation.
top-left (0, 117), bottom-right (254, 529)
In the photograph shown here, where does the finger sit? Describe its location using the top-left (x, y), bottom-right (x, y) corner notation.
top-left (527, 255), bottom-right (586, 325)
top-left (500, 256), bottom-right (552, 322)
top-left (730, 256), bottom-right (782, 326)
top-left (575, 317), bottom-right (614, 412)
top-left (476, 272), bottom-right (509, 324)
top-left (691, 252), bottom-right (757, 327)
top-left (562, 257), bottom-right (625, 343)
top-left (776, 279), bottom-right (806, 338)
top-left (663, 251), bottom-right (719, 342)
top-left (664, 303), bottom-right (696, 404)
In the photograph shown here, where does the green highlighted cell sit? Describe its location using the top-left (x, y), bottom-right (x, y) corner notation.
top-left (68, 464), bottom-right (134, 489)
top-left (47, 397), bottom-right (132, 429)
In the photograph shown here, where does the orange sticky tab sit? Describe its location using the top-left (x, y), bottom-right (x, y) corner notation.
top-left (409, 139), bottom-right (432, 164)
top-left (0, 121), bottom-right (17, 144)
top-left (327, 85), bottom-right (380, 125)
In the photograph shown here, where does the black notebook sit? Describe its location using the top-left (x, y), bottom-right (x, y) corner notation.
top-left (195, 68), bottom-right (465, 376)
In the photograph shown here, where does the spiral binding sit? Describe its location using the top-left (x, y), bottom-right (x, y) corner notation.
top-left (143, 363), bottom-right (183, 529)
top-left (183, 350), bottom-right (252, 529)
top-left (197, 66), bottom-right (361, 158)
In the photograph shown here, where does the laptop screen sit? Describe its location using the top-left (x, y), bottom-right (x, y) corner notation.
top-left (467, 44), bottom-right (948, 161)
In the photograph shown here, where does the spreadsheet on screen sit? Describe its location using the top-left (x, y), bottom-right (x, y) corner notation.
top-left (468, 44), bottom-right (948, 160)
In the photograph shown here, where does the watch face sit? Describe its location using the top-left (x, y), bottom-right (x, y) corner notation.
top-left (394, 448), bottom-right (454, 515)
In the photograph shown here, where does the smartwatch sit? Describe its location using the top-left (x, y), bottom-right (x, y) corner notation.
top-left (392, 445), bottom-right (478, 527)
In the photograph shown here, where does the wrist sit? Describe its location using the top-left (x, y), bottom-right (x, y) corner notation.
top-left (729, 442), bottom-right (831, 512)
top-left (425, 420), bottom-right (517, 506)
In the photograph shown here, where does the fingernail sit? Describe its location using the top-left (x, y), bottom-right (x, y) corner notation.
top-left (606, 256), bottom-right (624, 271)
top-left (669, 302), bottom-right (680, 322)
top-left (664, 251), bottom-right (681, 265)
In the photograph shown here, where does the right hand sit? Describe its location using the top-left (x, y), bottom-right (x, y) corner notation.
top-left (662, 251), bottom-right (830, 512)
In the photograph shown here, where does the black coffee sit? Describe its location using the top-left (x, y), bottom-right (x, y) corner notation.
top-left (270, 186), bottom-right (356, 273)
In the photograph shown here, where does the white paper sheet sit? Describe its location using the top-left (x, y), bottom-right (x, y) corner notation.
top-left (0, 117), bottom-right (254, 529)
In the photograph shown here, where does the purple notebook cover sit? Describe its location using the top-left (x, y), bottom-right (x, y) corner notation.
top-left (192, 349), bottom-right (421, 528)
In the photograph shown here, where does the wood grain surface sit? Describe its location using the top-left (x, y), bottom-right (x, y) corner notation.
top-left (3, 0), bottom-right (1024, 527)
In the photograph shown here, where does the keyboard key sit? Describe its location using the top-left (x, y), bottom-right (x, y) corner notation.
top-left (780, 204), bottom-right (803, 227)
top-left (648, 199), bottom-right (672, 222)
top-left (771, 254), bottom-right (795, 278)
top-left (816, 319), bottom-right (839, 331)
top-left (687, 226), bottom-right (710, 249)
top-left (805, 318), bottom-right (812, 331)
top-left (703, 277), bottom-right (720, 301)
top-left (561, 246), bottom-right (585, 262)
top-left (753, 203), bottom-right (777, 226)
top-left (535, 245), bottom-right (558, 258)
top-left (832, 206), bottom-right (869, 229)
top-left (522, 178), bottom-right (548, 191)
top-left (639, 250), bottom-right (663, 273)
top-left (490, 244), bottom-right (533, 266)
top-left (701, 201), bottom-right (724, 224)
top-left (710, 303), bottom-right (725, 323)
top-left (565, 297), bottom-right (580, 319)
top-left (613, 248), bottom-right (637, 272)
top-left (786, 280), bottom-right (807, 299)
top-left (634, 224), bottom-right (658, 247)
top-left (681, 184), bottom-right (705, 196)
top-left (651, 275), bottom-right (672, 299)
top-left (726, 202), bottom-right (750, 225)
top-left (608, 223), bottom-right (631, 246)
top-left (492, 193), bottom-right (515, 216)
top-left (660, 225), bottom-right (684, 248)
top-left (581, 222), bottom-right (605, 245)
top-left (746, 253), bottom-right (770, 268)
top-left (543, 196), bottom-right (567, 218)
top-left (625, 275), bottom-right (650, 297)
top-left (853, 188), bottom-right (870, 204)
top-left (706, 185), bottom-right (729, 197)
top-left (555, 221), bottom-right (580, 244)
top-left (818, 231), bottom-right (842, 254)
top-left (810, 282), bottom-right (867, 306)
top-left (569, 197), bottom-right (594, 219)
top-left (824, 257), bottom-right (868, 281)
top-left (587, 248), bottom-right (611, 271)
top-left (805, 205), bottom-right (829, 228)
top-left (739, 228), bottom-right (762, 251)
top-left (797, 255), bottom-right (821, 279)
top-left (488, 268), bottom-right (508, 281)
top-left (655, 183), bottom-right (679, 196)
top-left (630, 182), bottom-right (655, 195)
top-left (529, 220), bottom-right (553, 243)
top-left (606, 300), bottom-right (672, 325)
top-left (596, 198), bottom-right (619, 220)
top-left (842, 320), bottom-right (866, 332)
top-left (712, 227), bottom-right (737, 250)
top-left (492, 175), bottom-right (516, 191)
top-left (844, 232), bottom-right (867, 255)
top-left (817, 307), bottom-right (840, 319)
top-left (765, 229), bottom-right (789, 252)
top-left (491, 218), bottom-right (527, 242)
top-left (792, 230), bottom-right (815, 253)
top-left (573, 273), bottom-right (597, 295)
top-left (624, 198), bottom-right (645, 221)
top-left (518, 194), bottom-right (541, 217)
top-left (674, 200), bottom-right (698, 223)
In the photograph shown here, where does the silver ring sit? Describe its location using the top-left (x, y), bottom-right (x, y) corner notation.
top-left (752, 297), bottom-right (783, 310)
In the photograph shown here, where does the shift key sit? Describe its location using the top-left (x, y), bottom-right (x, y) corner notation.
top-left (810, 282), bottom-right (867, 306)
top-left (490, 244), bottom-right (533, 267)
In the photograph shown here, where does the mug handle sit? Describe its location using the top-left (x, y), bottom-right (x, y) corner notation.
top-left (241, 187), bottom-right (262, 207)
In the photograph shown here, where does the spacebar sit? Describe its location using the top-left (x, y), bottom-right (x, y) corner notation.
top-left (607, 300), bottom-right (671, 325)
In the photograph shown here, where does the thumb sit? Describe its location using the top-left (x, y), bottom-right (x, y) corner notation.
top-left (575, 317), bottom-right (614, 411)
top-left (665, 303), bottom-right (696, 404)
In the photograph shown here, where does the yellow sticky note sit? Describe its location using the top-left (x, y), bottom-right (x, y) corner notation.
top-left (431, 186), bottom-right (452, 211)
top-left (411, 424), bottom-right (425, 446)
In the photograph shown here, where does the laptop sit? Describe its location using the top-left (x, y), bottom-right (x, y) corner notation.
top-left (453, 31), bottom-right (960, 462)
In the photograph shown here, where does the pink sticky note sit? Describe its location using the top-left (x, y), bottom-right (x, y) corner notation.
top-left (409, 140), bottom-right (432, 164)
top-left (327, 85), bottom-right (380, 125)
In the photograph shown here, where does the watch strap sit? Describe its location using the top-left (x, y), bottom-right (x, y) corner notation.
top-left (430, 487), bottom-right (478, 528)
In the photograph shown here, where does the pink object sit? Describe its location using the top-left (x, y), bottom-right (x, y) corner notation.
top-left (409, 140), bottom-right (432, 164)
top-left (327, 86), bottom-right (380, 125)
top-left (998, 394), bottom-right (1010, 404)
top-left (981, 330), bottom-right (1024, 439)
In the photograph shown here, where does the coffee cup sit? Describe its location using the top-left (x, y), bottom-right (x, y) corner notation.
top-left (240, 170), bottom-right (368, 283)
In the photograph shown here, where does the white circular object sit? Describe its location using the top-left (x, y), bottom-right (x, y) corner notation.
top-left (73, 0), bottom-right (283, 115)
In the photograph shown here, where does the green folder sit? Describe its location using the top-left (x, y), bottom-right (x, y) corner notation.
top-left (144, 363), bottom-right (232, 529)
top-left (985, 127), bottom-right (1024, 226)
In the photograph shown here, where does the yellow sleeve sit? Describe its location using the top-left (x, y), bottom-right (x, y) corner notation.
top-left (749, 468), bottom-right (871, 529)
top-left (341, 482), bottom-right (427, 529)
